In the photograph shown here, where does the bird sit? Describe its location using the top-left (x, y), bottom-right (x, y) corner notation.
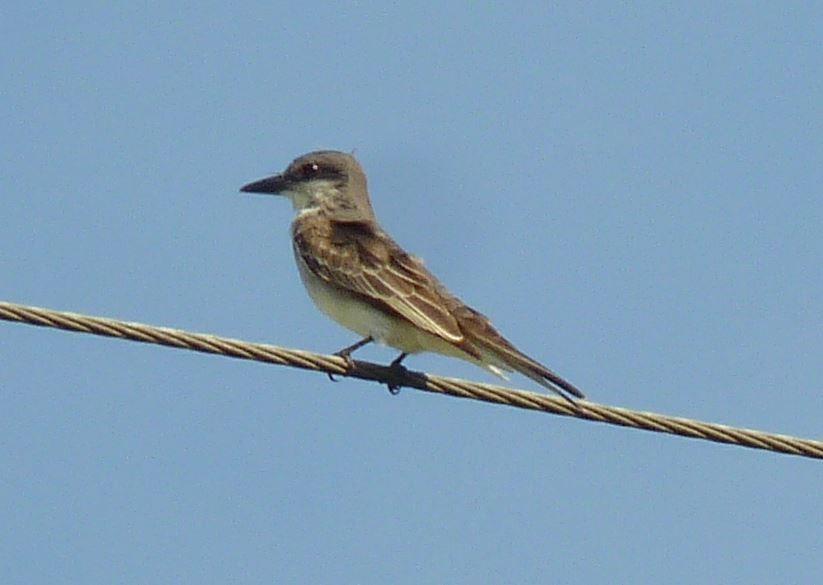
top-left (241, 150), bottom-right (585, 403)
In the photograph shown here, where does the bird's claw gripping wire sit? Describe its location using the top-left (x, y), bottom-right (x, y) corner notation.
top-left (327, 336), bottom-right (373, 382)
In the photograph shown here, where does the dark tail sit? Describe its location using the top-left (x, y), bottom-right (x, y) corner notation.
top-left (476, 339), bottom-right (586, 405)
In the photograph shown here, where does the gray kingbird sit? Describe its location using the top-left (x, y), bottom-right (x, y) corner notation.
top-left (241, 150), bottom-right (585, 403)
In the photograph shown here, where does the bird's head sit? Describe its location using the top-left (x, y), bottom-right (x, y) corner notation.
top-left (241, 150), bottom-right (376, 223)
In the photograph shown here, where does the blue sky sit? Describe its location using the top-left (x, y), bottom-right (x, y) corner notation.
top-left (1, 3), bottom-right (821, 583)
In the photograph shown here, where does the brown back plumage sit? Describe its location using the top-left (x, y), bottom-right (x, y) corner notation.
top-left (292, 210), bottom-right (585, 401)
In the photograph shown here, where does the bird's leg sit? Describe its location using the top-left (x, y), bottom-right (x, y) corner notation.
top-left (335, 336), bottom-right (374, 362)
top-left (386, 352), bottom-right (409, 395)
top-left (328, 336), bottom-right (373, 381)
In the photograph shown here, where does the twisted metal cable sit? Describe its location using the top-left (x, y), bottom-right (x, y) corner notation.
top-left (1, 300), bottom-right (821, 460)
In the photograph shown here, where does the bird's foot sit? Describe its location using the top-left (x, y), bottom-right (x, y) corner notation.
top-left (328, 351), bottom-right (356, 382)
top-left (327, 336), bottom-right (373, 382)
top-left (385, 353), bottom-right (408, 395)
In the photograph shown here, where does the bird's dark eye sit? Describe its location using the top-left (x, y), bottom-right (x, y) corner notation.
top-left (302, 162), bottom-right (320, 176)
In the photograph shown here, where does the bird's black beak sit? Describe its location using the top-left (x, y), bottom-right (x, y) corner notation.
top-left (240, 173), bottom-right (289, 195)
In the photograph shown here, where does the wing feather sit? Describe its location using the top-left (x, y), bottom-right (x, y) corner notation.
top-left (293, 217), bottom-right (464, 343)
top-left (291, 213), bottom-right (583, 400)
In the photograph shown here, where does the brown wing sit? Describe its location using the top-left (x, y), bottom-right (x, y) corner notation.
top-left (292, 213), bottom-right (584, 401)
top-left (292, 216), bottom-right (465, 343)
